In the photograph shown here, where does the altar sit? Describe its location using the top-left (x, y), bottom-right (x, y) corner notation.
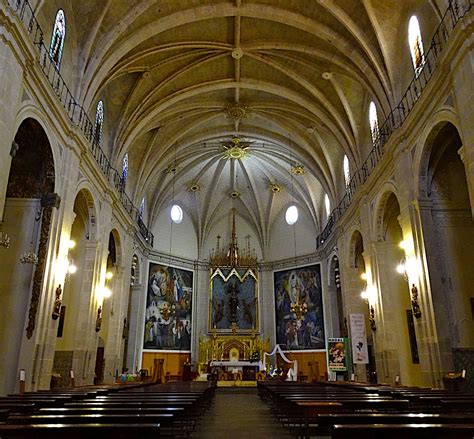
top-left (210, 360), bottom-right (264, 369)
top-left (199, 329), bottom-right (269, 381)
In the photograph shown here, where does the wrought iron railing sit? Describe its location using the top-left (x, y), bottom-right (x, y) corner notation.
top-left (4, 0), bottom-right (154, 246)
top-left (316, 0), bottom-right (472, 249)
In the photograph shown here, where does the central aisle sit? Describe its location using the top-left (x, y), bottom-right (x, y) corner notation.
top-left (193, 387), bottom-right (292, 438)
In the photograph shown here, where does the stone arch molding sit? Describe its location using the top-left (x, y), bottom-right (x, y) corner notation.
top-left (348, 228), bottom-right (365, 270)
top-left (372, 183), bottom-right (401, 242)
top-left (327, 249), bottom-right (339, 287)
top-left (414, 108), bottom-right (462, 199)
top-left (109, 227), bottom-right (123, 268)
top-left (13, 107), bottom-right (60, 192)
top-left (73, 182), bottom-right (99, 241)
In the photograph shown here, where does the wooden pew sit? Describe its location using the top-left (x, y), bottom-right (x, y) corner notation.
top-left (0, 422), bottom-right (160, 439)
top-left (332, 423), bottom-right (474, 439)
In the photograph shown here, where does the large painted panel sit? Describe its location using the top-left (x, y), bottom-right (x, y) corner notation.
top-left (210, 268), bottom-right (258, 332)
top-left (274, 264), bottom-right (325, 350)
top-left (143, 263), bottom-right (193, 351)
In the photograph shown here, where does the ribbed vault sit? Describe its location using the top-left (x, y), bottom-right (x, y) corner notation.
top-left (32, 0), bottom-right (443, 253)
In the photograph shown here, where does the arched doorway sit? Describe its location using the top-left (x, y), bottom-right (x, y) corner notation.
top-left (0, 118), bottom-right (55, 395)
top-left (419, 122), bottom-right (474, 389)
top-left (377, 192), bottom-right (421, 386)
top-left (52, 189), bottom-right (97, 388)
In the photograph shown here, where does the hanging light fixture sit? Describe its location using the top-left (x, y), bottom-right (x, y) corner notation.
top-left (20, 207), bottom-right (41, 264)
top-left (168, 143), bottom-right (179, 261)
top-left (286, 134), bottom-right (299, 226)
top-left (286, 134), bottom-right (307, 320)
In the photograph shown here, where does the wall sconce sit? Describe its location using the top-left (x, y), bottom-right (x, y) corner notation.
top-left (52, 240), bottom-right (77, 320)
top-left (360, 286), bottom-right (376, 302)
top-left (396, 257), bottom-right (409, 281)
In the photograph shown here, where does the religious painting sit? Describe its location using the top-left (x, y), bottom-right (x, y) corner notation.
top-left (143, 263), bottom-right (193, 351)
top-left (274, 264), bottom-right (325, 350)
top-left (210, 268), bottom-right (258, 332)
top-left (327, 337), bottom-right (350, 371)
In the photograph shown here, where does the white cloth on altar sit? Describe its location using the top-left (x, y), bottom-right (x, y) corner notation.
top-left (210, 360), bottom-right (265, 371)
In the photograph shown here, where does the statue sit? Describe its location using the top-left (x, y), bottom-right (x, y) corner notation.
top-left (52, 284), bottom-right (62, 320)
top-left (95, 306), bottom-right (102, 332)
top-left (411, 284), bottom-right (422, 318)
top-left (228, 283), bottom-right (239, 323)
top-left (242, 299), bottom-right (254, 327)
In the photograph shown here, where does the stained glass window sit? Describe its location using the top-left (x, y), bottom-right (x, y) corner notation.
top-left (95, 100), bottom-right (104, 146)
top-left (369, 101), bottom-right (379, 144)
top-left (50, 10), bottom-right (66, 69)
top-left (408, 16), bottom-right (425, 76)
top-left (343, 155), bottom-right (350, 187)
top-left (139, 197), bottom-right (145, 218)
top-left (122, 153), bottom-right (129, 185)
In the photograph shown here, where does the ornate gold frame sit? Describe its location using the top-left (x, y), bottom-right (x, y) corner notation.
top-left (208, 267), bottom-right (259, 334)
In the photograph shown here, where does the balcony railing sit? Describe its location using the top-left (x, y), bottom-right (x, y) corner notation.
top-left (4, 0), bottom-right (154, 246)
top-left (316, 0), bottom-right (472, 249)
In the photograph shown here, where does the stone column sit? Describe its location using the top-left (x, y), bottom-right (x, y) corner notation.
top-left (125, 283), bottom-right (145, 373)
top-left (259, 267), bottom-right (276, 347)
top-left (451, 45), bottom-right (474, 215)
top-left (192, 263), bottom-right (209, 366)
top-left (71, 240), bottom-right (100, 386)
top-left (0, 33), bottom-right (24, 219)
top-left (102, 266), bottom-right (126, 383)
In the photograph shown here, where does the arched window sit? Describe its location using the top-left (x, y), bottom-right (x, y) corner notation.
top-left (49, 9), bottom-right (66, 68)
top-left (139, 197), bottom-right (145, 219)
top-left (122, 153), bottom-right (129, 185)
top-left (408, 16), bottom-right (425, 76)
top-left (343, 155), bottom-right (350, 187)
top-left (369, 101), bottom-right (379, 144)
top-left (94, 100), bottom-right (104, 145)
top-left (324, 194), bottom-right (331, 219)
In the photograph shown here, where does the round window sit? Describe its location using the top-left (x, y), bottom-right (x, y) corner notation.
top-left (285, 205), bottom-right (298, 225)
top-left (170, 204), bottom-right (183, 224)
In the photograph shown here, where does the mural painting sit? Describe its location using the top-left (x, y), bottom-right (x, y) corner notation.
top-left (143, 263), bottom-right (193, 351)
top-left (274, 264), bottom-right (325, 350)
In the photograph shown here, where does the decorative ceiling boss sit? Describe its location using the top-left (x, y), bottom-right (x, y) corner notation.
top-left (269, 183), bottom-right (283, 193)
top-left (222, 137), bottom-right (251, 160)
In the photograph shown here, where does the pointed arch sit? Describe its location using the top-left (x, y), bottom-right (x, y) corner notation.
top-left (94, 100), bottom-right (104, 146)
top-left (369, 101), bottom-right (379, 144)
top-left (343, 154), bottom-right (350, 187)
top-left (408, 16), bottom-right (425, 76)
top-left (324, 193), bottom-right (331, 219)
top-left (139, 197), bottom-right (145, 219)
top-left (122, 153), bottom-right (129, 186)
top-left (49, 9), bottom-right (66, 69)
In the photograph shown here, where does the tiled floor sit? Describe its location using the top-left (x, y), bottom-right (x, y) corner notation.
top-left (193, 387), bottom-right (292, 438)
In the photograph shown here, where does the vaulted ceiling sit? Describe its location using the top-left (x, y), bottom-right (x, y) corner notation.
top-left (33, 0), bottom-right (443, 251)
